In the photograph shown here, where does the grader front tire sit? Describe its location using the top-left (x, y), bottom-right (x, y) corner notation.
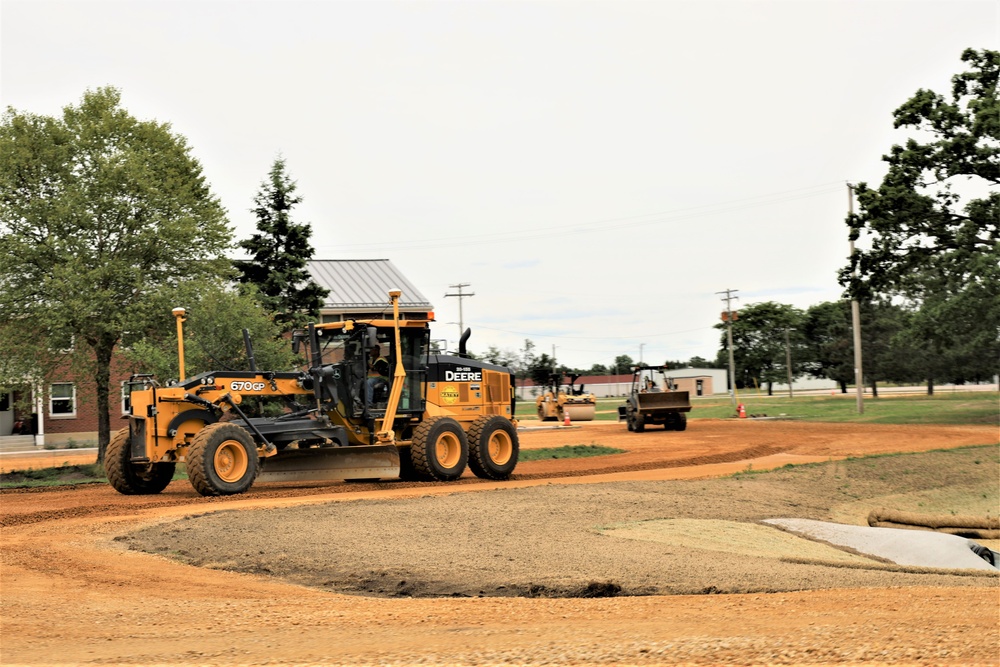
top-left (105, 427), bottom-right (176, 495)
top-left (410, 417), bottom-right (468, 481)
top-left (467, 416), bottom-right (519, 480)
top-left (187, 423), bottom-right (260, 496)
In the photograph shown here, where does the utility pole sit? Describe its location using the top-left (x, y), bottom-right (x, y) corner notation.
top-left (785, 327), bottom-right (794, 399)
top-left (444, 283), bottom-right (474, 338)
top-left (717, 289), bottom-right (739, 407)
top-left (639, 343), bottom-right (645, 365)
top-left (847, 184), bottom-right (864, 414)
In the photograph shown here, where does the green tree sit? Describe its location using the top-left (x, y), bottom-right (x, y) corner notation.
top-left (0, 87), bottom-right (231, 459)
top-left (613, 355), bottom-right (635, 374)
top-left (124, 283), bottom-right (301, 381)
top-left (514, 339), bottom-right (537, 383)
top-left (528, 353), bottom-right (557, 387)
top-left (803, 301), bottom-right (855, 393)
top-left (234, 157), bottom-right (328, 328)
top-left (841, 48), bottom-right (999, 377)
top-left (482, 345), bottom-right (518, 369)
top-left (716, 302), bottom-right (806, 395)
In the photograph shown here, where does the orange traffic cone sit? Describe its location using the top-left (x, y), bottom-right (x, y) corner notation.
top-left (563, 410), bottom-right (571, 426)
top-left (738, 403), bottom-right (746, 419)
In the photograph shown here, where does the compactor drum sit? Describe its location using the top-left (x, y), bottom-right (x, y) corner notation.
top-left (106, 291), bottom-right (519, 496)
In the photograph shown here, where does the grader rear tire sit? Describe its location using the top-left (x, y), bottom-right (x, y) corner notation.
top-left (187, 423), bottom-right (260, 496)
top-left (467, 415), bottom-right (519, 480)
top-left (409, 417), bottom-right (468, 481)
top-left (105, 427), bottom-right (175, 495)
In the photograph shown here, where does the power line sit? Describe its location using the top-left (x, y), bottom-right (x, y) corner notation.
top-left (314, 181), bottom-right (845, 252)
top-left (474, 323), bottom-right (714, 340)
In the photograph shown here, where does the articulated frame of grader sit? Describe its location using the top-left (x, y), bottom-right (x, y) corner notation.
top-left (105, 290), bottom-right (520, 496)
top-left (535, 373), bottom-right (597, 422)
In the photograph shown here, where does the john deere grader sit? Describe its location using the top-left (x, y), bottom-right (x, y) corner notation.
top-left (105, 290), bottom-right (520, 496)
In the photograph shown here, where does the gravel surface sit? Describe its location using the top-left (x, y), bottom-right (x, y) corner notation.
top-left (4, 420), bottom-right (999, 666)
top-left (124, 445), bottom-right (999, 598)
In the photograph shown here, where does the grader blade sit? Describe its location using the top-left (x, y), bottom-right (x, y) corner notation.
top-left (257, 445), bottom-right (400, 483)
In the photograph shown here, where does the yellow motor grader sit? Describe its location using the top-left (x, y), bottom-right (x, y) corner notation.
top-left (105, 290), bottom-right (519, 496)
top-left (535, 373), bottom-right (597, 422)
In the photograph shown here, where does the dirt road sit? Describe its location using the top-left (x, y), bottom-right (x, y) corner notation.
top-left (2, 420), bottom-right (998, 666)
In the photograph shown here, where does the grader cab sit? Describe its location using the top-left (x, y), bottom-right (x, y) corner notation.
top-left (106, 291), bottom-right (520, 496)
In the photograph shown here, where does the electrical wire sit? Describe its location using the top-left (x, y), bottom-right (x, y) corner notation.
top-left (314, 181), bottom-right (845, 253)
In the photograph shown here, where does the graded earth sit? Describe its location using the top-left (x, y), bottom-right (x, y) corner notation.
top-left (2, 420), bottom-right (998, 666)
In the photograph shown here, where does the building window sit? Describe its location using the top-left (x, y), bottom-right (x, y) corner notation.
top-left (50, 383), bottom-right (76, 417)
top-left (121, 382), bottom-right (131, 416)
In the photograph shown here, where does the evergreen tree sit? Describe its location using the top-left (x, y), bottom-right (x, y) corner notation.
top-left (234, 158), bottom-right (328, 328)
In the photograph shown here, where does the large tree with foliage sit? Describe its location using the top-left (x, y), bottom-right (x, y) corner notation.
top-left (234, 158), bottom-right (328, 328)
top-left (802, 301), bottom-right (855, 392)
top-left (0, 88), bottom-right (232, 459)
top-left (841, 48), bottom-right (999, 376)
top-left (716, 302), bottom-right (806, 394)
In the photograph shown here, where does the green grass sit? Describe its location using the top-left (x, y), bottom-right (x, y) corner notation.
top-left (689, 391), bottom-right (999, 424)
top-left (0, 464), bottom-right (108, 488)
top-left (517, 391), bottom-right (999, 425)
top-left (0, 464), bottom-right (188, 489)
top-left (519, 444), bottom-right (625, 461)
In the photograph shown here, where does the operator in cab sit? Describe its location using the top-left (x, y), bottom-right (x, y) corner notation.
top-left (366, 344), bottom-right (390, 404)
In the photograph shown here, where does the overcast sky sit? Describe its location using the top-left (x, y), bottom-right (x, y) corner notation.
top-left (2, 0), bottom-right (996, 370)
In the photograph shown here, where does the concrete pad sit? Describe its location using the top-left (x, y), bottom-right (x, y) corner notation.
top-left (764, 518), bottom-right (998, 571)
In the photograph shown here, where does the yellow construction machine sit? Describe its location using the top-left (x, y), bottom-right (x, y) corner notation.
top-left (535, 373), bottom-right (597, 422)
top-left (105, 290), bottom-right (520, 496)
top-left (617, 365), bottom-right (692, 432)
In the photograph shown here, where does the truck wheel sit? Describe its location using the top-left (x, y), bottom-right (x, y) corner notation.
top-left (105, 427), bottom-right (175, 495)
top-left (467, 415), bottom-right (519, 480)
top-left (626, 415), bottom-right (635, 432)
top-left (674, 413), bottom-right (687, 432)
top-left (187, 423), bottom-right (260, 496)
top-left (633, 414), bottom-right (645, 433)
top-left (410, 417), bottom-right (468, 481)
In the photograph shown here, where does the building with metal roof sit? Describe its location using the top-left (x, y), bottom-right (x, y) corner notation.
top-left (307, 259), bottom-right (434, 322)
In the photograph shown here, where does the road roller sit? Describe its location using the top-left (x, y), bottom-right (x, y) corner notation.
top-left (535, 373), bottom-right (597, 422)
